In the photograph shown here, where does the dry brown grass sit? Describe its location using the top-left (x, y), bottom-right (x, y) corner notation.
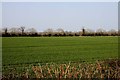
top-left (2, 59), bottom-right (120, 79)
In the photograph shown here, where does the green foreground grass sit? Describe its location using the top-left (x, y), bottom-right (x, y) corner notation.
top-left (2, 36), bottom-right (118, 66)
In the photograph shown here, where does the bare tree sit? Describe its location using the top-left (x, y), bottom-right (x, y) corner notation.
top-left (9, 27), bottom-right (19, 34)
top-left (56, 28), bottom-right (64, 33)
top-left (19, 26), bottom-right (25, 35)
top-left (44, 28), bottom-right (54, 36)
top-left (108, 29), bottom-right (117, 36)
top-left (56, 28), bottom-right (64, 36)
top-left (2, 27), bottom-right (8, 35)
top-left (96, 28), bottom-right (106, 33)
top-left (85, 29), bottom-right (95, 36)
top-left (26, 28), bottom-right (37, 35)
top-left (45, 28), bottom-right (53, 33)
top-left (82, 28), bottom-right (85, 36)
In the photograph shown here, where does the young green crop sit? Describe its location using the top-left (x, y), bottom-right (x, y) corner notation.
top-left (2, 36), bottom-right (119, 79)
top-left (2, 36), bottom-right (118, 66)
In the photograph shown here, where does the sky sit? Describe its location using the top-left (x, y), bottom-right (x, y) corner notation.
top-left (2, 2), bottom-right (118, 32)
top-left (1, 0), bottom-right (119, 2)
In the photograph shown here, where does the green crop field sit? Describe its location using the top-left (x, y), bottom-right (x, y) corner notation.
top-left (2, 36), bottom-right (118, 66)
top-left (2, 36), bottom-right (119, 79)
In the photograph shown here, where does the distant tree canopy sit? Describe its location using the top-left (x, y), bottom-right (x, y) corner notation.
top-left (1, 27), bottom-right (119, 37)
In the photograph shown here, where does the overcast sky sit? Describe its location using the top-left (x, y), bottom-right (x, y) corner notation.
top-left (2, 2), bottom-right (118, 32)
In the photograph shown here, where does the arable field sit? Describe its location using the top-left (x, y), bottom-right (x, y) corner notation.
top-left (2, 36), bottom-right (119, 79)
top-left (2, 36), bottom-right (118, 65)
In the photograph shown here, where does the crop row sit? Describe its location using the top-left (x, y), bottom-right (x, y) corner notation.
top-left (2, 59), bottom-right (120, 79)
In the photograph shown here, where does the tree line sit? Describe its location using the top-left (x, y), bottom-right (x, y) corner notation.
top-left (0, 27), bottom-right (119, 37)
